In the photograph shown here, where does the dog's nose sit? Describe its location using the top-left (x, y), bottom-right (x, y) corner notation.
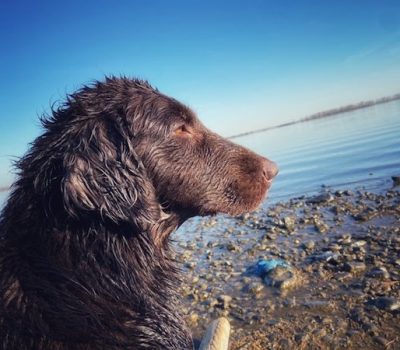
top-left (262, 158), bottom-right (279, 180)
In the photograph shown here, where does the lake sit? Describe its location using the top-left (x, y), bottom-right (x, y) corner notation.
top-left (0, 100), bottom-right (399, 209)
top-left (236, 99), bottom-right (400, 204)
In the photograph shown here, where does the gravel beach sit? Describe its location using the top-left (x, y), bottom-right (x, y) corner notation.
top-left (175, 181), bottom-right (400, 349)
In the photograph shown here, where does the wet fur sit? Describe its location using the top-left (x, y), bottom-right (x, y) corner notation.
top-left (0, 77), bottom-right (274, 349)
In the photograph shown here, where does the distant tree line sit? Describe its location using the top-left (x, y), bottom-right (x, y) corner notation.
top-left (229, 92), bottom-right (400, 139)
top-left (300, 93), bottom-right (400, 123)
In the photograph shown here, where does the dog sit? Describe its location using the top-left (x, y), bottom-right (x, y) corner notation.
top-left (0, 76), bottom-right (278, 349)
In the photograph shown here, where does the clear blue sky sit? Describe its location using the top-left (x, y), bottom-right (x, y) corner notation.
top-left (0, 0), bottom-right (399, 187)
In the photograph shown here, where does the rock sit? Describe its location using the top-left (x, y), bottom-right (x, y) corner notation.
top-left (185, 262), bottom-right (196, 269)
top-left (314, 220), bottom-right (329, 234)
top-left (226, 243), bottom-right (239, 252)
top-left (246, 282), bottom-right (264, 295)
top-left (392, 175), bottom-right (400, 186)
top-left (302, 300), bottom-right (332, 312)
top-left (187, 313), bottom-right (199, 326)
top-left (354, 210), bottom-right (378, 222)
top-left (367, 266), bottom-right (390, 280)
top-left (343, 262), bottom-right (366, 274)
top-left (338, 234), bottom-right (352, 245)
top-left (207, 241), bottom-right (218, 248)
top-left (328, 243), bottom-right (341, 252)
top-left (264, 232), bottom-right (278, 240)
top-left (309, 251), bottom-right (340, 264)
top-left (306, 193), bottom-right (334, 204)
top-left (205, 298), bottom-right (219, 308)
top-left (302, 240), bottom-right (315, 250)
top-left (373, 336), bottom-right (388, 346)
top-left (368, 297), bottom-right (400, 311)
top-left (264, 266), bottom-right (301, 291)
top-left (283, 216), bottom-right (296, 232)
top-left (352, 240), bottom-right (367, 248)
top-left (217, 295), bottom-right (232, 309)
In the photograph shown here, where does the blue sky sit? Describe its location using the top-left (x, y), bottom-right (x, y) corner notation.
top-left (0, 0), bottom-right (399, 187)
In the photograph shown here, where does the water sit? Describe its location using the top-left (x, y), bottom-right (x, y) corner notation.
top-left (0, 100), bottom-right (399, 209)
top-left (235, 100), bottom-right (400, 203)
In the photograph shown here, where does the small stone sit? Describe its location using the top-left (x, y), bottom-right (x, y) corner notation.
top-left (352, 240), bottom-right (367, 248)
top-left (307, 193), bottom-right (334, 204)
top-left (315, 221), bottom-right (329, 234)
top-left (392, 175), bottom-right (400, 186)
top-left (264, 266), bottom-right (300, 291)
top-left (187, 313), bottom-right (199, 326)
top-left (369, 296), bottom-right (400, 311)
top-left (339, 235), bottom-right (352, 245)
top-left (217, 295), bottom-right (232, 309)
top-left (226, 243), bottom-right (239, 252)
top-left (328, 243), bottom-right (341, 252)
top-left (309, 251), bottom-right (340, 264)
top-left (374, 336), bottom-right (388, 346)
top-left (246, 282), bottom-right (264, 295)
top-left (204, 298), bottom-right (218, 308)
top-left (367, 267), bottom-right (390, 280)
top-left (185, 262), bottom-right (196, 269)
top-left (206, 241), bottom-right (218, 248)
top-left (343, 262), bottom-right (366, 274)
top-left (283, 216), bottom-right (296, 232)
top-left (302, 240), bottom-right (315, 250)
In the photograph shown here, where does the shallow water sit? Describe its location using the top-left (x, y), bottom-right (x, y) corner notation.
top-left (235, 100), bottom-right (400, 203)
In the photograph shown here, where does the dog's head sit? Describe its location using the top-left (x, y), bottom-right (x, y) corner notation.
top-left (40, 77), bottom-right (277, 236)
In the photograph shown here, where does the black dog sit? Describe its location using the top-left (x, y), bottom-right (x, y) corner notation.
top-left (0, 77), bottom-right (278, 349)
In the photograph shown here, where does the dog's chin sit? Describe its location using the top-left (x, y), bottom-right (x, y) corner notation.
top-left (199, 186), bottom-right (271, 217)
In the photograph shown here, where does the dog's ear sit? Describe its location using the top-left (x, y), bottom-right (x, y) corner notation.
top-left (61, 121), bottom-right (161, 229)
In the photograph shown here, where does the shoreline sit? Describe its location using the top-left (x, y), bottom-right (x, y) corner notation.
top-left (177, 180), bottom-right (400, 349)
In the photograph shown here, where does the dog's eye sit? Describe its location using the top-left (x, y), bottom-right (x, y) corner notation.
top-left (174, 124), bottom-right (191, 137)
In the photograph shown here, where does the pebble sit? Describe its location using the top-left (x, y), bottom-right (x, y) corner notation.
top-left (264, 266), bottom-right (300, 291)
top-left (283, 216), bottom-right (296, 232)
top-left (328, 243), bottom-right (341, 252)
top-left (217, 295), bottom-right (232, 309)
top-left (177, 185), bottom-right (400, 349)
top-left (307, 193), bottom-right (334, 204)
top-left (246, 282), bottom-right (264, 295)
top-left (187, 313), bottom-right (199, 326)
top-left (343, 262), bottom-right (366, 273)
top-left (369, 297), bottom-right (400, 311)
top-left (392, 175), bottom-right (400, 186)
top-left (226, 243), bottom-right (239, 252)
top-left (302, 240), bottom-right (316, 250)
top-left (315, 221), bottom-right (329, 234)
top-left (374, 336), bottom-right (388, 346)
top-left (367, 266), bottom-right (390, 280)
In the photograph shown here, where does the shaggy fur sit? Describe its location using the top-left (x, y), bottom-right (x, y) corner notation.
top-left (0, 77), bottom-right (278, 350)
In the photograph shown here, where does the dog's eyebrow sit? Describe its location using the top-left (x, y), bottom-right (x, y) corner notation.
top-left (178, 106), bottom-right (196, 124)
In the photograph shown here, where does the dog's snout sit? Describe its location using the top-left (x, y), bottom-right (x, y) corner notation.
top-left (262, 158), bottom-right (279, 180)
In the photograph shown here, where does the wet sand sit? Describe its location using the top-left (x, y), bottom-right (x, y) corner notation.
top-left (175, 182), bottom-right (400, 349)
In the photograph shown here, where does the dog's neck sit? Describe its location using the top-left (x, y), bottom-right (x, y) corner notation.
top-left (1, 209), bottom-right (194, 349)
top-left (149, 208), bottom-right (187, 247)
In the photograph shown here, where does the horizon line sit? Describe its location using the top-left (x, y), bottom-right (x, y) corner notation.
top-left (227, 92), bottom-right (400, 139)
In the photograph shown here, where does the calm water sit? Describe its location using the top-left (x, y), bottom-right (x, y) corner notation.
top-left (236, 100), bottom-right (400, 204)
top-left (0, 101), bottom-right (399, 209)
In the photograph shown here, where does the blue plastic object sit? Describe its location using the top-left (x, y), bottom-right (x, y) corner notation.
top-left (256, 259), bottom-right (289, 276)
